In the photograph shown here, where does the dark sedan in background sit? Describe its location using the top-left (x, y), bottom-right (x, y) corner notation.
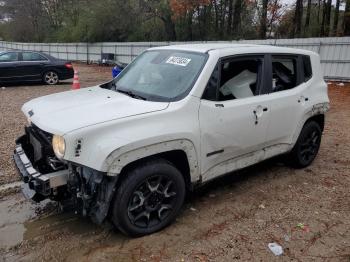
top-left (0, 51), bottom-right (74, 85)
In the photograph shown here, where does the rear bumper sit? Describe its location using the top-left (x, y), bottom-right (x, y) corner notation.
top-left (13, 138), bottom-right (68, 202)
top-left (59, 69), bottom-right (74, 80)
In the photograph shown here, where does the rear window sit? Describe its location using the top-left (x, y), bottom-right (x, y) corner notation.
top-left (271, 56), bottom-right (298, 92)
top-left (302, 55), bottom-right (312, 81)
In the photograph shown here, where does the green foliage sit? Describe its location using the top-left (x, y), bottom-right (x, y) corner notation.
top-left (0, 0), bottom-right (348, 42)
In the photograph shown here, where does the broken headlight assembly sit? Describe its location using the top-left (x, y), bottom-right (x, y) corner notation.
top-left (52, 135), bottom-right (66, 159)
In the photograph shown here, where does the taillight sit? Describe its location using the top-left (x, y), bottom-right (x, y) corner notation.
top-left (65, 63), bottom-right (73, 69)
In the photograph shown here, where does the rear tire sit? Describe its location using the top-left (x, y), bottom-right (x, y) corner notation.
top-left (43, 71), bottom-right (59, 85)
top-left (111, 159), bottom-right (185, 237)
top-left (288, 121), bottom-right (322, 168)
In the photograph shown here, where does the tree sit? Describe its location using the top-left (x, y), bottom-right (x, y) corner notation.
top-left (232, 0), bottom-right (243, 37)
top-left (170, 0), bottom-right (211, 40)
top-left (227, 0), bottom-right (233, 35)
top-left (0, 0), bottom-right (347, 42)
top-left (344, 0), bottom-right (350, 35)
top-left (267, 0), bottom-right (285, 37)
top-left (1, 0), bottom-right (47, 41)
top-left (293, 0), bottom-right (303, 37)
top-left (304, 0), bottom-right (312, 36)
top-left (320, 0), bottom-right (326, 36)
top-left (259, 0), bottom-right (268, 39)
top-left (332, 0), bottom-right (341, 35)
top-left (324, 0), bottom-right (332, 36)
top-left (138, 0), bottom-right (177, 41)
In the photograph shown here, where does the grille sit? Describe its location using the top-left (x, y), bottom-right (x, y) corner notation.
top-left (25, 125), bottom-right (65, 173)
top-left (30, 124), bottom-right (53, 145)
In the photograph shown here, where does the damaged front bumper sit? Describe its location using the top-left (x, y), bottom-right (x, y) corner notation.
top-left (13, 129), bottom-right (118, 224)
top-left (13, 136), bottom-right (68, 202)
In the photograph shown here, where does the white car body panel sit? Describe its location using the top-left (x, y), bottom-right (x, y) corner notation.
top-left (199, 95), bottom-right (271, 180)
top-left (265, 54), bottom-right (329, 147)
top-left (22, 44), bottom-right (329, 186)
top-left (61, 95), bottom-right (202, 176)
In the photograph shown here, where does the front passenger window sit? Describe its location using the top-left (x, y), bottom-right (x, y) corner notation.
top-left (218, 58), bottom-right (262, 101)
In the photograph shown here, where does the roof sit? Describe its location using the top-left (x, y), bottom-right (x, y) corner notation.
top-left (149, 43), bottom-right (255, 53)
top-left (149, 43), bottom-right (315, 56)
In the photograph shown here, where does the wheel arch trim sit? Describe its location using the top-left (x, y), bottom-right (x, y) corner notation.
top-left (42, 68), bottom-right (59, 77)
top-left (105, 139), bottom-right (200, 183)
top-left (292, 102), bottom-right (329, 146)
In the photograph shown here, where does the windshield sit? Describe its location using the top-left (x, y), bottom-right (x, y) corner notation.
top-left (113, 50), bottom-right (208, 102)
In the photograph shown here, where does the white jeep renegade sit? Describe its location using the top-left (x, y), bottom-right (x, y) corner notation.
top-left (14, 44), bottom-right (329, 236)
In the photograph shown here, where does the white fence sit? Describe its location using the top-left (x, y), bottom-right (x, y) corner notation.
top-left (0, 37), bottom-right (349, 81)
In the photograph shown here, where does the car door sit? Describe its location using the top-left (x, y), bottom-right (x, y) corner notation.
top-left (16, 52), bottom-right (49, 81)
top-left (263, 54), bottom-right (308, 148)
top-left (199, 55), bottom-right (272, 181)
top-left (0, 52), bottom-right (20, 82)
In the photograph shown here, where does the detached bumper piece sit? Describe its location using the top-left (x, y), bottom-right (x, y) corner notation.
top-left (13, 143), bottom-right (68, 202)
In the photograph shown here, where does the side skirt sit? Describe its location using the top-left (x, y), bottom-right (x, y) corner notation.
top-left (201, 144), bottom-right (292, 183)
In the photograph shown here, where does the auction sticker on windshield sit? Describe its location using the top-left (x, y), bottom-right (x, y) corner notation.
top-left (166, 56), bottom-right (191, 67)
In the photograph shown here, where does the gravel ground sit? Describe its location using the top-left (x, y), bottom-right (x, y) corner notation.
top-left (0, 67), bottom-right (349, 261)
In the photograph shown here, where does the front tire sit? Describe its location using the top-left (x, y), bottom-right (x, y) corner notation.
top-left (111, 159), bottom-right (186, 237)
top-left (43, 71), bottom-right (59, 85)
top-left (288, 121), bottom-right (322, 168)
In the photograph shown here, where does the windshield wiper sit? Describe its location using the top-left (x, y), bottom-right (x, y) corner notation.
top-left (116, 89), bottom-right (147, 100)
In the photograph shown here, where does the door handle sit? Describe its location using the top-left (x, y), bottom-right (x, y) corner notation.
top-left (253, 110), bottom-right (258, 125)
top-left (253, 106), bottom-right (268, 125)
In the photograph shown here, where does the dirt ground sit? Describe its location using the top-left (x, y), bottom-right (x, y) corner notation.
top-left (0, 64), bottom-right (349, 261)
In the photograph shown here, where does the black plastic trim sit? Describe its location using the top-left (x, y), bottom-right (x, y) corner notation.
top-left (207, 149), bottom-right (224, 157)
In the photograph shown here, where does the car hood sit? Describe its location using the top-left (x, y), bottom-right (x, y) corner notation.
top-left (22, 86), bottom-right (169, 135)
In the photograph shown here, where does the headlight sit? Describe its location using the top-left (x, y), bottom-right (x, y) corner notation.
top-left (52, 135), bottom-right (65, 159)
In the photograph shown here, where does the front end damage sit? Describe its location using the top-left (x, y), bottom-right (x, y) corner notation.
top-left (14, 125), bottom-right (117, 224)
top-left (67, 166), bottom-right (117, 224)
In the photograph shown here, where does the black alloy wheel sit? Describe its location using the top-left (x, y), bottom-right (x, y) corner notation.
top-left (127, 175), bottom-right (177, 228)
top-left (299, 129), bottom-right (321, 163)
top-left (111, 159), bottom-right (185, 237)
top-left (289, 121), bottom-right (322, 168)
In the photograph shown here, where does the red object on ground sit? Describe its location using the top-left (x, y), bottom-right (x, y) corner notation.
top-left (72, 70), bottom-right (81, 90)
